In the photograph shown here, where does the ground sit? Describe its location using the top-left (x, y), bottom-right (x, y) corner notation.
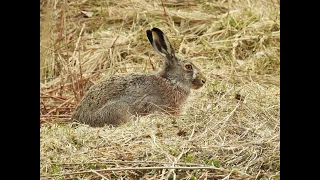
top-left (40, 0), bottom-right (280, 179)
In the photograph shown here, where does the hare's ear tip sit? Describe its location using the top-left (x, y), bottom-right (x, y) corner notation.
top-left (146, 29), bottom-right (153, 43)
top-left (146, 27), bottom-right (164, 35)
top-left (151, 27), bottom-right (163, 34)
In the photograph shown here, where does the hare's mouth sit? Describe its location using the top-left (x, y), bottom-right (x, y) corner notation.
top-left (191, 78), bottom-right (206, 89)
top-left (191, 82), bottom-right (204, 89)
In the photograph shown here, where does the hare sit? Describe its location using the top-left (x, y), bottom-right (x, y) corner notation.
top-left (71, 27), bottom-right (206, 127)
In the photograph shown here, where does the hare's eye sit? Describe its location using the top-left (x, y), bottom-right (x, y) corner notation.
top-left (185, 64), bottom-right (193, 70)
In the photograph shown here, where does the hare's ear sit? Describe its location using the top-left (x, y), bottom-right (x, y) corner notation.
top-left (146, 28), bottom-right (175, 58)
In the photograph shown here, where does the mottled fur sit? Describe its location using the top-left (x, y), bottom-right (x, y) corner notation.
top-left (72, 28), bottom-right (206, 127)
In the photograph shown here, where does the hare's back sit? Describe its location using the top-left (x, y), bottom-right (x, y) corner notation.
top-left (80, 74), bottom-right (162, 110)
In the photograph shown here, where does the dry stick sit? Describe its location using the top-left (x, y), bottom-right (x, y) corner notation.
top-left (40, 94), bottom-right (68, 101)
top-left (174, 148), bottom-right (191, 178)
top-left (107, 33), bottom-right (121, 72)
top-left (78, 50), bottom-right (84, 99)
top-left (41, 115), bottom-right (71, 118)
top-left (167, 148), bottom-right (189, 180)
top-left (110, 35), bottom-right (120, 49)
top-left (221, 170), bottom-right (233, 180)
top-left (148, 55), bottom-right (156, 71)
top-left (160, 0), bottom-right (167, 17)
top-left (199, 171), bottom-right (208, 180)
top-left (74, 24), bottom-right (85, 96)
top-left (90, 169), bottom-right (109, 180)
top-left (55, 107), bottom-right (75, 109)
top-left (188, 124), bottom-right (195, 141)
top-left (151, 134), bottom-right (174, 164)
top-left (44, 77), bottom-right (89, 94)
top-left (160, 0), bottom-right (170, 26)
top-left (40, 101), bottom-right (48, 114)
top-left (70, 23), bottom-right (86, 103)
top-left (40, 166), bottom-right (226, 177)
top-left (40, 66), bottom-right (96, 82)
top-left (151, 133), bottom-right (178, 179)
top-left (49, 37), bottom-right (77, 53)
top-left (215, 101), bottom-right (241, 137)
top-left (166, 125), bottom-right (195, 179)
top-left (55, 161), bottom-right (206, 167)
top-left (44, 97), bottom-right (74, 115)
top-left (56, 8), bottom-right (64, 50)
top-left (59, 71), bottom-right (64, 97)
top-left (213, 36), bottom-right (259, 43)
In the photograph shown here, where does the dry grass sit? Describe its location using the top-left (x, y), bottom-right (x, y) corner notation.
top-left (40, 0), bottom-right (280, 179)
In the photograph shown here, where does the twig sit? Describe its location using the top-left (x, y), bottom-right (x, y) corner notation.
top-left (148, 55), bottom-right (156, 71)
top-left (75, 24), bottom-right (86, 102)
top-left (44, 97), bottom-right (74, 115)
top-left (160, 0), bottom-right (167, 17)
top-left (43, 77), bottom-right (89, 94)
top-left (41, 166), bottom-right (226, 177)
top-left (55, 160), bottom-right (205, 167)
top-left (72, 24), bottom-right (86, 57)
top-left (188, 124), bottom-right (195, 141)
top-left (41, 115), bottom-right (71, 118)
top-left (90, 169), bottom-right (109, 180)
top-left (78, 51), bottom-right (84, 99)
top-left (213, 36), bottom-right (259, 43)
top-left (41, 101), bottom-right (48, 114)
top-left (40, 93), bottom-right (69, 101)
top-left (160, 0), bottom-right (170, 26)
top-left (151, 134), bottom-right (174, 164)
top-left (59, 73), bottom-right (64, 97)
top-left (70, 23), bottom-right (86, 103)
top-left (110, 35), bottom-right (120, 49)
top-left (214, 101), bottom-right (241, 137)
top-left (221, 170), bottom-right (233, 180)
top-left (166, 131), bottom-right (193, 179)
top-left (56, 7), bottom-right (64, 50)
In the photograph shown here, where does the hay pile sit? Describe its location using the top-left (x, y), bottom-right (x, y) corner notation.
top-left (40, 0), bottom-right (280, 179)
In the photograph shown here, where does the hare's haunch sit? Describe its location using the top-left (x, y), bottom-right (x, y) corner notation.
top-left (72, 28), bottom-right (206, 127)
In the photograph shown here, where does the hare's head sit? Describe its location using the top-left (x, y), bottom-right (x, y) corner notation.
top-left (146, 28), bottom-right (206, 90)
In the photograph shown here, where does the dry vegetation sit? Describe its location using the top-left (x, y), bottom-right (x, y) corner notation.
top-left (40, 0), bottom-right (280, 179)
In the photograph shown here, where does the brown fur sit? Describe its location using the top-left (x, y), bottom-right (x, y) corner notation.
top-left (71, 28), bottom-right (206, 127)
